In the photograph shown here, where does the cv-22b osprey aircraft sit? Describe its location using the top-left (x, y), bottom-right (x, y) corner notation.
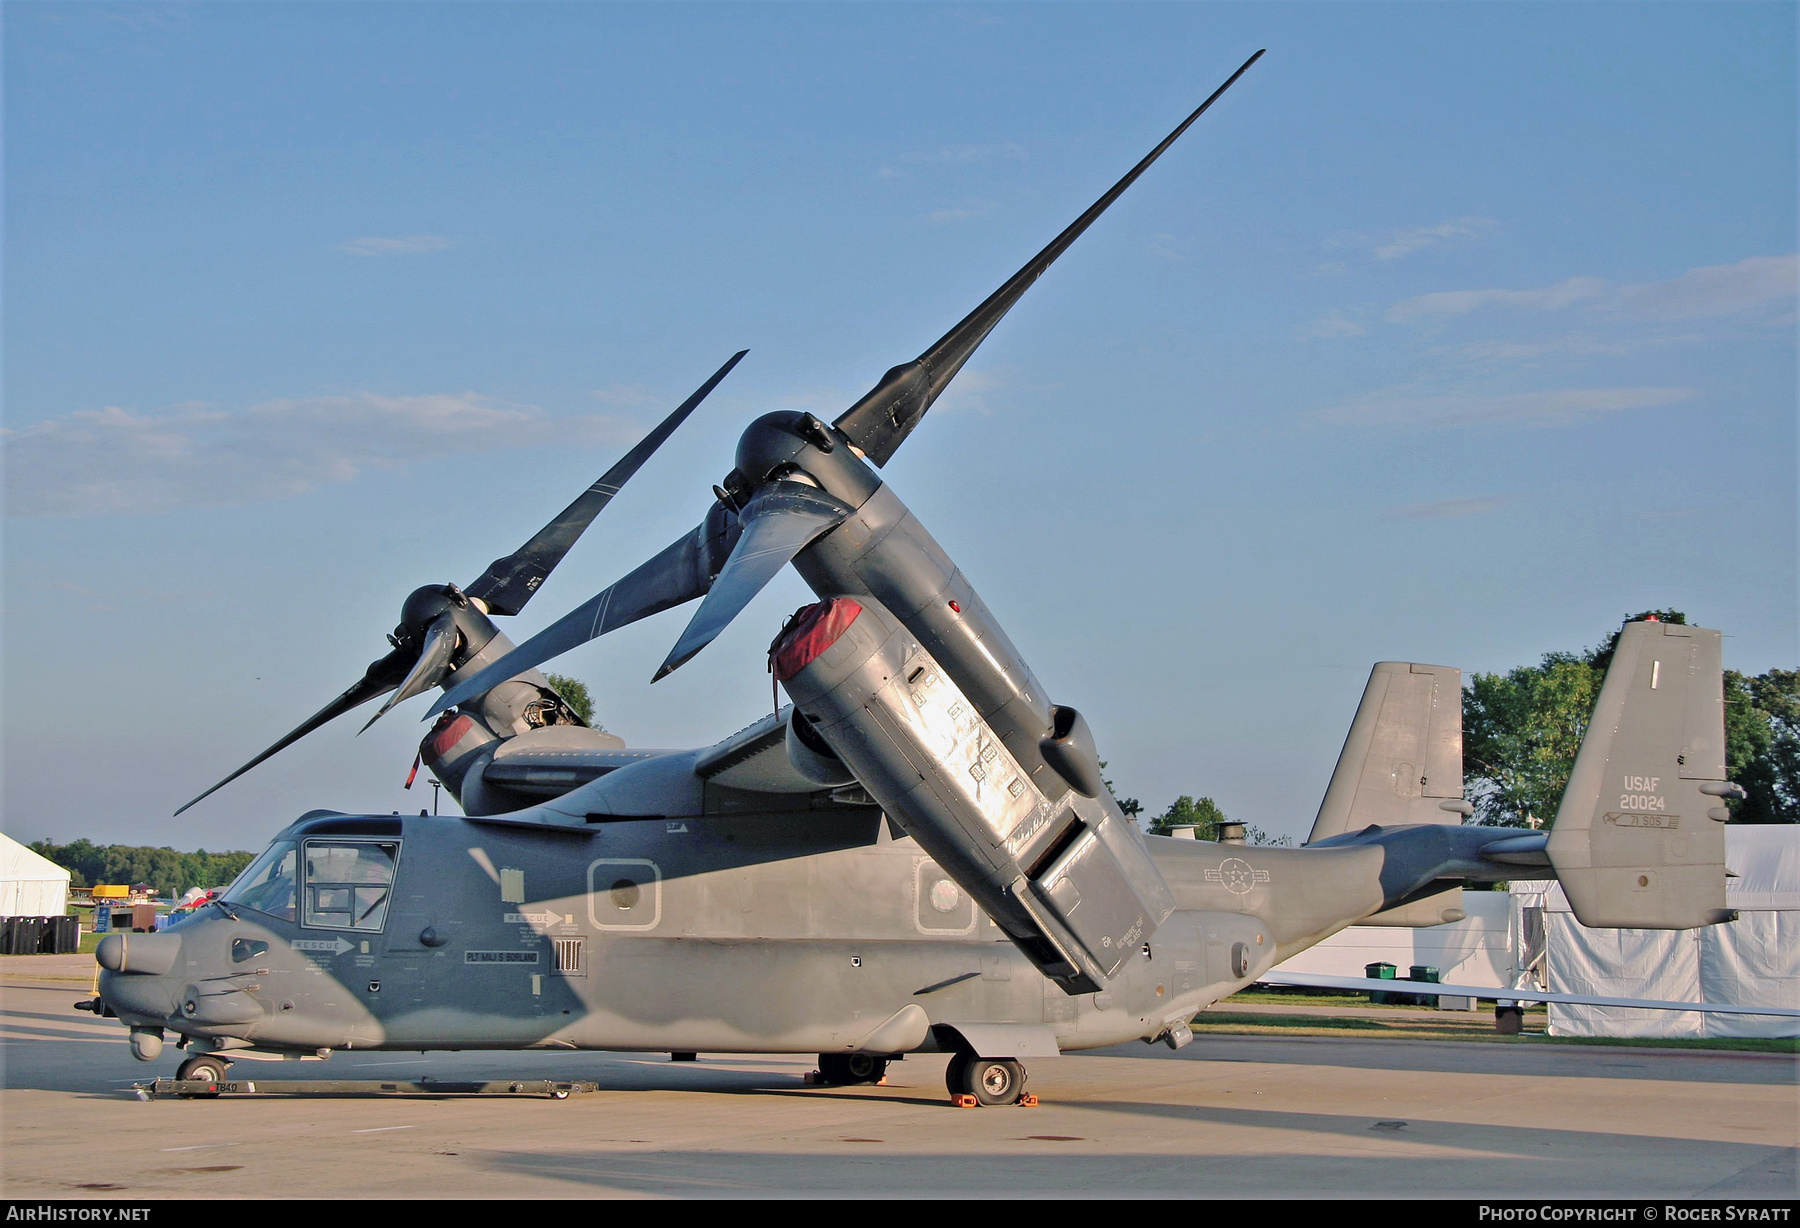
top-left (89, 52), bottom-right (1785, 1105)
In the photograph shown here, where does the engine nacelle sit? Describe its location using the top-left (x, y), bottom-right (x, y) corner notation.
top-left (774, 594), bottom-right (1174, 995)
top-left (786, 710), bottom-right (858, 787)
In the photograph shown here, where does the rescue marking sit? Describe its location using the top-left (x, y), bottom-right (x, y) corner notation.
top-left (292, 938), bottom-right (355, 956)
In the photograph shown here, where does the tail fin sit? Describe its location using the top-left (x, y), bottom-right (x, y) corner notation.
top-left (1546, 621), bottom-right (1735, 929)
top-left (1308, 662), bottom-right (1469, 845)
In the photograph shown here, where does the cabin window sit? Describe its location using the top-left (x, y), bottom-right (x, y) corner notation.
top-left (302, 841), bottom-right (400, 932)
top-left (913, 858), bottom-right (976, 935)
top-left (587, 858), bottom-right (661, 931)
top-left (221, 841), bottom-right (299, 921)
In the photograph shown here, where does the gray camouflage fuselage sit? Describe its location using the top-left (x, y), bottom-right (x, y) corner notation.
top-left (101, 806), bottom-right (1397, 1059)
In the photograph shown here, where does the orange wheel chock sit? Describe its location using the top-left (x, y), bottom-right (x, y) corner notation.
top-left (951, 1093), bottom-right (979, 1108)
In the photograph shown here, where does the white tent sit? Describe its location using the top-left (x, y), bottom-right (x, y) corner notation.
top-left (1513, 825), bottom-right (1799, 1039)
top-left (0, 831), bottom-right (71, 918)
top-left (1271, 889), bottom-right (1514, 994)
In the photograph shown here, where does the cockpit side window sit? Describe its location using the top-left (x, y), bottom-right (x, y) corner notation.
top-left (221, 841), bottom-right (299, 921)
top-left (302, 841), bottom-right (399, 932)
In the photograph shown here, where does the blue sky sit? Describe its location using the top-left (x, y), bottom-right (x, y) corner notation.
top-left (5, 2), bottom-right (1795, 851)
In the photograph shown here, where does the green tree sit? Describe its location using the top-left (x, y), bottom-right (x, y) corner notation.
top-left (1464, 651), bottom-right (1603, 827)
top-left (28, 840), bottom-right (254, 898)
top-left (1150, 795), bottom-right (1226, 838)
top-left (542, 672), bottom-right (599, 728)
top-left (1144, 795), bottom-right (1292, 845)
top-left (1464, 611), bottom-right (1795, 827)
top-left (1730, 668), bottom-right (1800, 822)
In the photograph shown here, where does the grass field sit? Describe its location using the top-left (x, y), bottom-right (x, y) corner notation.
top-left (1198, 999), bottom-right (1797, 1054)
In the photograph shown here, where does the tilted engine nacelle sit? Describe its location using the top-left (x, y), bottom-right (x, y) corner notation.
top-left (773, 595), bottom-right (1174, 995)
top-left (419, 625), bottom-right (617, 814)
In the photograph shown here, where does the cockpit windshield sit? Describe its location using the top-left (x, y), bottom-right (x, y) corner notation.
top-left (221, 840), bottom-right (298, 920)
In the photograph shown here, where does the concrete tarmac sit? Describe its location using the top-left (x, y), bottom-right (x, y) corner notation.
top-left (4, 955), bottom-right (1794, 1199)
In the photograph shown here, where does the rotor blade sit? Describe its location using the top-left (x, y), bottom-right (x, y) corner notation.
top-left (653, 483), bottom-right (852, 682)
top-left (359, 613), bottom-right (461, 734)
top-left (174, 648), bottom-right (414, 816)
top-left (834, 51), bottom-right (1264, 467)
top-left (426, 503), bottom-right (743, 719)
top-left (465, 349), bottom-right (749, 617)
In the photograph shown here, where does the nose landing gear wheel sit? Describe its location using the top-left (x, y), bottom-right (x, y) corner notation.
top-left (175, 1054), bottom-right (229, 1096)
top-left (817, 1052), bottom-right (889, 1085)
top-left (945, 1053), bottom-right (1026, 1106)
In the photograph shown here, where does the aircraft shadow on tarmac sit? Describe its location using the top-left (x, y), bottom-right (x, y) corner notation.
top-left (482, 1136), bottom-right (1796, 1199)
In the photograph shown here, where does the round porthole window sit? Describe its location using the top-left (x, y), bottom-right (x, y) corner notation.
top-left (929, 879), bottom-right (960, 913)
top-left (610, 878), bottom-right (640, 910)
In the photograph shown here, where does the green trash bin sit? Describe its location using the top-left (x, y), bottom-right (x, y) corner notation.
top-left (1407, 965), bottom-right (1441, 1009)
top-left (1365, 961), bottom-right (1397, 1005)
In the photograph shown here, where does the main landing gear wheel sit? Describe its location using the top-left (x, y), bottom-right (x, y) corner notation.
top-left (945, 1053), bottom-right (1027, 1106)
top-left (176, 1054), bottom-right (229, 1095)
top-left (817, 1052), bottom-right (888, 1085)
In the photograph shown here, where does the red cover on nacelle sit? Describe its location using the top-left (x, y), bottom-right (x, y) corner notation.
top-left (771, 598), bottom-right (864, 682)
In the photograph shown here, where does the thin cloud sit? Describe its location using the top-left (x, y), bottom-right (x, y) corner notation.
top-left (334, 235), bottom-right (454, 257)
top-left (1309, 309), bottom-right (1367, 339)
top-left (1388, 496), bottom-right (1509, 520)
top-left (1372, 217), bottom-right (1499, 261)
top-left (1448, 334), bottom-right (1701, 361)
top-left (1382, 254), bottom-right (1795, 326)
top-left (4, 394), bottom-right (641, 517)
top-left (879, 143), bottom-right (1024, 181)
top-left (1386, 276), bottom-right (1605, 323)
top-left (1309, 384), bottom-right (1693, 430)
top-left (899, 143), bottom-right (1024, 166)
top-left (928, 367), bottom-right (1008, 416)
top-left (1148, 233), bottom-right (1188, 263)
top-left (928, 202), bottom-right (996, 225)
top-left (1615, 254), bottom-right (1797, 320)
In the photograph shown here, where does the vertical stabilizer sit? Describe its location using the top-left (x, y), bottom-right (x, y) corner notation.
top-left (1308, 662), bottom-right (1469, 845)
top-left (1546, 621), bottom-right (1735, 929)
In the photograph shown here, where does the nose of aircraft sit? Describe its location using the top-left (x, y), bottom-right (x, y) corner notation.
top-left (95, 931), bottom-right (183, 975)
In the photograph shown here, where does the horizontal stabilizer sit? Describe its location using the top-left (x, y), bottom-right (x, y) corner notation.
top-left (1262, 970), bottom-right (1800, 1019)
top-left (1546, 621), bottom-right (1734, 929)
top-left (1308, 662), bottom-right (1468, 845)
